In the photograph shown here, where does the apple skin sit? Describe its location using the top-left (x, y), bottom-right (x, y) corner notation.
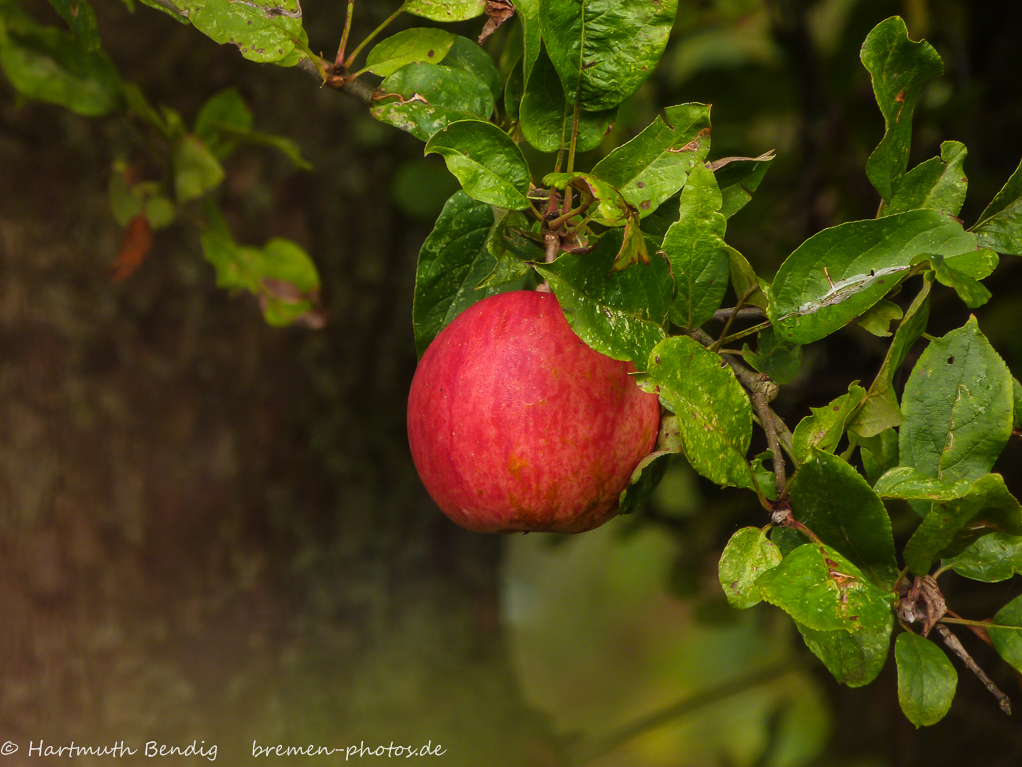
top-left (407, 290), bottom-right (661, 533)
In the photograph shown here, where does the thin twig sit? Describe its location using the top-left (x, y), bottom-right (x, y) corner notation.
top-left (343, 4), bottom-right (405, 70)
top-left (335, 0), bottom-right (356, 67)
top-left (935, 624), bottom-right (1012, 715)
top-left (712, 306), bottom-right (766, 322)
top-left (752, 391), bottom-right (786, 497)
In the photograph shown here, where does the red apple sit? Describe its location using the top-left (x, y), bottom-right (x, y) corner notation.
top-left (407, 290), bottom-right (661, 533)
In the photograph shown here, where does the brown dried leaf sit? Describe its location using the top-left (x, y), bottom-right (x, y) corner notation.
top-left (478, 0), bottom-right (515, 43)
top-left (109, 213), bottom-right (153, 282)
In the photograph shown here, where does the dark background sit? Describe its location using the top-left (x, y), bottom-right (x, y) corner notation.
top-left (2, 0), bottom-right (1022, 765)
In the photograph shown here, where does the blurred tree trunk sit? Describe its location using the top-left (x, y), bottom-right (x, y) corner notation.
top-left (0, 4), bottom-right (561, 765)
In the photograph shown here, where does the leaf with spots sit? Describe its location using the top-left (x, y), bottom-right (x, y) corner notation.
top-left (791, 385), bottom-right (866, 464)
top-left (363, 28), bottom-right (457, 77)
top-left (425, 120), bottom-right (532, 210)
top-left (637, 335), bottom-right (752, 488)
top-left (756, 544), bottom-right (893, 634)
top-left (942, 532), bottom-right (1022, 583)
top-left (404, 0), bottom-right (486, 22)
top-left (660, 162), bottom-right (731, 329)
top-left (590, 103), bottom-right (711, 219)
top-left (372, 63), bottom-right (494, 141)
top-left (768, 211), bottom-right (975, 345)
top-left (789, 449), bottom-right (898, 589)
top-left (860, 16), bottom-right (943, 204)
top-left (796, 619), bottom-right (892, 688)
top-left (412, 191), bottom-right (534, 356)
top-left (536, 229), bottom-right (673, 367)
top-left (142, 0), bottom-right (311, 66)
top-left (899, 316), bottom-right (1013, 486)
top-left (718, 527), bottom-right (782, 609)
top-left (539, 0), bottom-right (678, 111)
top-left (902, 473), bottom-right (1022, 575)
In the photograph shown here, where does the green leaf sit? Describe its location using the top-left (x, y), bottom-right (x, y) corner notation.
top-left (173, 134), bottom-right (225, 203)
top-left (744, 327), bottom-right (801, 385)
top-left (194, 87), bottom-right (252, 150)
top-left (873, 466), bottom-right (972, 502)
top-left (661, 162), bottom-right (730, 328)
top-left (900, 316), bottom-right (1013, 485)
top-left (0, 24), bottom-right (122, 116)
top-left (1014, 377), bottom-right (1022, 430)
top-left (712, 151), bottom-right (775, 220)
top-left (895, 632), bottom-right (956, 727)
top-left (848, 273), bottom-right (931, 438)
top-left (727, 247), bottom-right (769, 310)
top-left (590, 103), bottom-right (712, 218)
top-left (411, 191), bottom-right (530, 356)
top-left (884, 141), bottom-right (968, 217)
top-left (535, 230), bottom-right (673, 366)
top-left (860, 17), bottom-right (943, 203)
top-left (364, 28), bottom-right (457, 77)
top-left (372, 63), bottom-right (494, 141)
top-left (200, 217), bottom-right (321, 327)
top-left (988, 595), bottom-right (1022, 674)
top-left (425, 120), bottom-right (531, 210)
top-left (925, 253), bottom-right (992, 309)
top-left (854, 299), bottom-right (903, 337)
top-left (503, 57), bottom-right (523, 122)
top-left (539, 0), bottom-right (677, 110)
top-left (44, 0), bottom-right (100, 51)
top-left (769, 211), bottom-right (976, 345)
top-left (718, 527), bottom-right (782, 609)
top-left (476, 210), bottom-right (538, 289)
top-left (618, 415), bottom-right (681, 515)
top-left (792, 385), bottom-right (866, 465)
top-left (519, 45), bottom-right (615, 153)
top-left (756, 543), bottom-right (893, 633)
top-left (972, 157), bottom-right (1022, 256)
top-left (148, 0), bottom-right (310, 65)
top-left (942, 533), bottom-right (1022, 583)
top-left (613, 214), bottom-right (649, 271)
top-left (858, 427), bottom-right (899, 487)
top-left (543, 172), bottom-right (629, 227)
top-left (442, 35), bottom-right (502, 101)
top-left (903, 473), bottom-right (1022, 575)
top-left (796, 619), bottom-right (892, 688)
top-left (789, 449), bottom-right (899, 588)
top-left (404, 0), bottom-right (485, 22)
top-left (638, 336), bottom-right (752, 488)
top-left (517, 0), bottom-right (542, 83)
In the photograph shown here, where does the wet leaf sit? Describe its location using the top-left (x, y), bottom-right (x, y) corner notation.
top-left (712, 150), bottom-right (775, 219)
top-left (412, 191), bottom-right (531, 356)
top-left (660, 162), bottom-right (729, 328)
top-left (899, 316), bottom-right (1013, 485)
top-left (405, 0), bottom-right (486, 22)
top-left (902, 473), bottom-right (1022, 575)
top-left (796, 619), bottom-right (892, 688)
top-left (884, 141), bottom-right (968, 217)
top-left (364, 28), bottom-right (457, 77)
top-left (638, 336), bottom-right (752, 488)
top-left (520, 45), bottom-right (615, 153)
top-left (896, 632), bottom-right (956, 727)
top-left (942, 533), bottom-right (1022, 583)
top-left (718, 527), bottom-right (782, 609)
top-left (539, 0), bottom-right (678, 110)
top-left (791, 385), bottom-right (866, 465)
top-left (790, 449), bottom-right (898, 588)
top-left (860, 16), bottom-right (943, 203)
top-left (535, 229), bottom-right (673, 366)
top-left (591, 103), bottom-right (712, 218)
top-left (442, 35), bottom-right (502, 100)
top-left (769, 211), bottom-right (974, 345)
top-left (425, 120), bottom-right (531, 209)
top-left (372, 62), bottom-right (494, 141)
top-left (143, 0), bottom-right (310, 65)
top-left (757, 544), bottom-right (892, 633)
